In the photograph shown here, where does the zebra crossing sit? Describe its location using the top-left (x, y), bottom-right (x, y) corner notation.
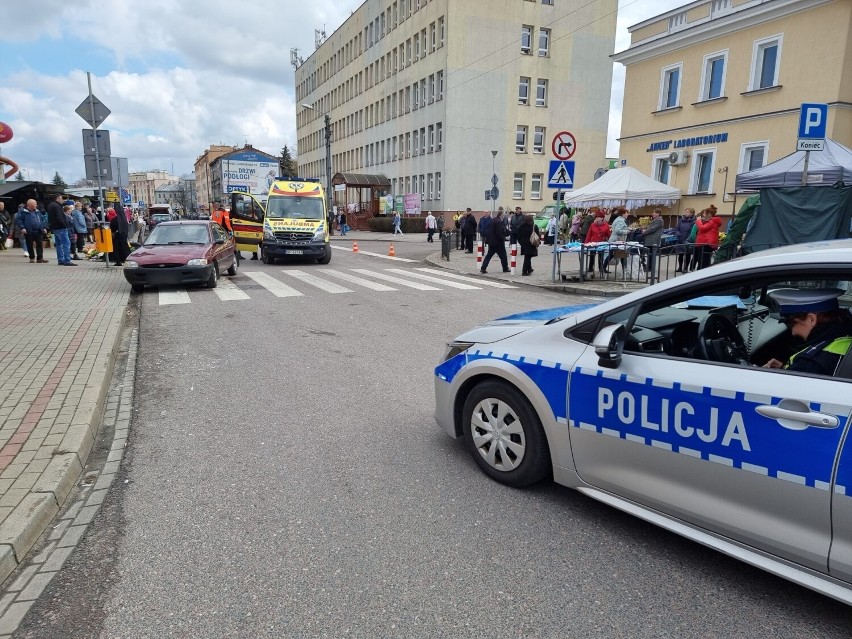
top-left (158, 267), bottom-right (517, 305)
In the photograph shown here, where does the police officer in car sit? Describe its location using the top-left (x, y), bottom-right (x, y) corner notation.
top-left (764, 288), bottom-right (852, 376)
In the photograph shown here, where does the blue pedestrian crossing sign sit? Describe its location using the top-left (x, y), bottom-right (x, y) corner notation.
top-left (548, 160), bottom-right (575, 189)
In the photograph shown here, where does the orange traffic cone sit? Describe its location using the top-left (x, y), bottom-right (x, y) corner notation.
top-left (388, 243), bottom-right (396, 257)
top-left (352, 241), bottom-right (359, 253)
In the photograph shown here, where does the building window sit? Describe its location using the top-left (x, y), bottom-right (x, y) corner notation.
top-left (513, 173), bottom-right (525, 199)
top-left (750, 35), bottom-right (782, 90)
top-left (419, 79), bottom-right (426, 107)
top-left (519, 77), bottom-right (530, 105)
top-left (535, 79), bottom-right (548, 107)
top-left (692, 150), bottom-right (715, 194)
top-left (414, 33), bottom-right (420, 61)
top-left (420, 127), bottom-right (426, 155)
top-left (428, 125), bottom-right (435, 152)
top-left (542, 0), bottom-right (553, 4)
top-left (700, 52), bottom-right (726, 100)
top-left (436, 172), bottom-right (442, 199)
top-left (659, 63), bottom-right (681, 109)
top-left (430, 22), bottom-right (436, 51)
top-left (436, 123), bottom-right (443, 151)
top-left (533, 126), bottom-right (545, 153)
top-left (413, 129), bottom-right (419, 156)
top-left (420, 174), bottom-right (425, 199)
top-left (654, 156), bottom-right (670, 185)
top-left (521, 25), bottom-right (532, 55)
top-left (516, 126), bottom-right (528, 153)
top-left (413, 174), bottom-right (418, 194)
top-left (740, 142), bottom-right (768, 173)
top-left (538, 28), bottom-right (550, 56)
top-left (438, 17), bottom-right (445, 47)
top-left (711, 0), bottom-right (731, 14)
top-left (413, 82), bottom-right (419, 109)
top-left (428, 74), bottom-right (435, 102)
top-left (531, 174), bottom-right (543, 199)
top-left (437, 70), bottom-right (444, 99)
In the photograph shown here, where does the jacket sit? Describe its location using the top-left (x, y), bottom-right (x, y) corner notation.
top-left (47, 200), bottom-right (67, 231)
top-left (478, 214), bottom-right (492, 236)
top-left (71, 210), bottom-right (87, 234)
top-left (487, 216), bottom-right (506, 245)
top-left (585, 220), bottom-right (611, 243)
top-left (510, 212), bottom-right (524, 234)
top-left (518, 221), bottom-right (538, 256)
top-left (785, 321), bottom-right (852, 376)
top-left (608, 216), bottom-right (628, 242)
top-left (675, 215), bottom-right (696, 243)
top-left (462, 214), bottom-right (477, 235)
top-left (16, 209), bottom-right (45, 235)
top-left (642, 217), bottom-right (664, 247)
top-left (695, 215), bottom-right (721, 247)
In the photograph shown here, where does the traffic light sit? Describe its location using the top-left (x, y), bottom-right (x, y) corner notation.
top-left (552, 191), bottom-right (566, 201)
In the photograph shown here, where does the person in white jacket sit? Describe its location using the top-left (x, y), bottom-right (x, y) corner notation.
top-left (425, 211), bottom-right (437, 242)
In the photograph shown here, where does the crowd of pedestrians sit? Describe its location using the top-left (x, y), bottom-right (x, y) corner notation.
top-left (2, 194), bottom-right (142, 267)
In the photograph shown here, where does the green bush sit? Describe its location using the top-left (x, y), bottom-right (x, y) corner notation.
top-left (366, 216), bottom-right (426, 233)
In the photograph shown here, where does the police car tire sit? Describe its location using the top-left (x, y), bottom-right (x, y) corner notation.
top-left (462, 380), bottom-right (550, 487)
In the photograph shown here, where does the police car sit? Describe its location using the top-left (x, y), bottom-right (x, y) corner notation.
top-left (434, 239), bottom-right (852, 604)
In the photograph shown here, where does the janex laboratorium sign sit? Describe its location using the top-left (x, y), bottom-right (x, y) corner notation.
top-left (646, 132), bottom-right (729, 152)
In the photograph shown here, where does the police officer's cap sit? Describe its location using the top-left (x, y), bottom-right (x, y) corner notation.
top-left (771, 288), bottom-right (844, 315)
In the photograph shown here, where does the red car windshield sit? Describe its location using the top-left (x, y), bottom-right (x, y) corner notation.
top-left (145, 225), bottom-right (209, 245)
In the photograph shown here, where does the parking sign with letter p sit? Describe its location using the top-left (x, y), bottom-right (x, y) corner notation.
top-left (798, 103), bottom-right (828, 139)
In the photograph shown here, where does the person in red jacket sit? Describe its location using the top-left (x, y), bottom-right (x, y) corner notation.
top-left (583, 211), bottom-right (611, 278)
top-left (694, 204), bottom-right (721, 270)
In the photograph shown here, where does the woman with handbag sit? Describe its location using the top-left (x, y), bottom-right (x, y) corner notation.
top-left (518, 214), bottom-right (539, 276)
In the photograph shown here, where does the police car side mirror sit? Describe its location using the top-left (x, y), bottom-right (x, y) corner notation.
top-left (593, 324), bottom-right (625, 369)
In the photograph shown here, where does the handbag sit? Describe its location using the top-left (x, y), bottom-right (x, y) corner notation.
top-left (530, 229), bottom-right (541, 248)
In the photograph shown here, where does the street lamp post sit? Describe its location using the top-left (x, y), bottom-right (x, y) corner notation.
top-left (301, 103), bottom-right (334, 235)
top-left (491, 150), bottom-right (498, 217)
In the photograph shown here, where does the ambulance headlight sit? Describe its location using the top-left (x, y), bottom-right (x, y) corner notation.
top-left (313, 228), bottom-right (326, 241)
top-left (264, 229), bottom-right (277, 240)
top-left (443, 341), bottom-right (474, 362)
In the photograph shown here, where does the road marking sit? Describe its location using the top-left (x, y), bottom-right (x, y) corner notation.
top-left (158, 289), bottom-right (191, 305)
top-left (214, 277), bottom-right (251, 301)
top-left (350, 269), bottom-right (441, 290)
top-left (319, 269), bottom-right (397, 291)
top-left (243, 271), bottom-right (303, 297)
top-left (384, 268), bottom-right (481, 290)
top-left (414, 267), bottom-right (518, 289)
top-left (280, 269), bottom-right (353, 293)
top-left (332, 245), bottom-right (417, 262)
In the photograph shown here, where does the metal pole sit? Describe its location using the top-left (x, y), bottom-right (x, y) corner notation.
top-left (324, 114), bottom-right (333, 235)
top-left (801, 150), bottom-right (811, 187)
top-left (490, 151), bottom-right (497, 217)
top-left (87, 72), bottom-right (104, 219)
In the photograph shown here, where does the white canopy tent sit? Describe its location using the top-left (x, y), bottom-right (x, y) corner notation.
top-left (563, 166), bottom-right (681, 209)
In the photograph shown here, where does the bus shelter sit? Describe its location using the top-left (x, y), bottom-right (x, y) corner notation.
top-left (331, 172), bottom-right (390, 230)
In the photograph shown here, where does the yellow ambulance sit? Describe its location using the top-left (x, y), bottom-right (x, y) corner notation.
top-left (229, 178), bottom-right (331, 264)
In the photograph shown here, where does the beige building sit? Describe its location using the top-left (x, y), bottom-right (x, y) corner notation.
top-left (295, 0), bottom-right (617, 214)
top-left (614, 0), bottom-right (852, 218)
top-left (128, 170), bottom-right (177, 210)
top-left (193, 145), bottom-right (238, 212)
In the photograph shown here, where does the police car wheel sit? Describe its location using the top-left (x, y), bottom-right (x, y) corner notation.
top-left (462, 381), bottom-right (550, 487)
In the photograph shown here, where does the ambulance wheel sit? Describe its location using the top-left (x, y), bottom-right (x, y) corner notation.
top-left (206, 264), bottom-right (218, 289)
top-left (227, 256), bottom-right (238, 276)
top-left (462, 380), bottom-right (550, 487)
top-left (316, 249), bottom-right (331, 264)
top-left (262, 250), bottom-right (274, 265)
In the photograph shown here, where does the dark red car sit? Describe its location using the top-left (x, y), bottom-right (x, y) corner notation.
top-left (123, 220), bottom-right (237, 293)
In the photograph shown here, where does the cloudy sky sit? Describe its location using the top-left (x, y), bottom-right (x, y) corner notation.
top-left (0, 0), bottom-right (686, 186)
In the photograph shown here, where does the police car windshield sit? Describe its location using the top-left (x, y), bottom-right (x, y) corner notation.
top-left (266, 196), bottom-right (324, 220)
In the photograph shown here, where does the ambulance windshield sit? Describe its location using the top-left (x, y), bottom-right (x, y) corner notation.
top-left (266, 196), bottom-right (324, 220)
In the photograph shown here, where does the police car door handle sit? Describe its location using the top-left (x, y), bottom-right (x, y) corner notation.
top-left (755, 404), bottom-right (839, 429)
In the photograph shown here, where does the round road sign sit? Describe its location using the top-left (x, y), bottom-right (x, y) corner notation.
top-left (490, 186), bottom-right (499, 199)
top-left (552, 131), bottom-right (577, 160)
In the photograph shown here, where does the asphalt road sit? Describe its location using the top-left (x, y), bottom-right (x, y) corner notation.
top-left (16, 244), bottom-right (852, 638)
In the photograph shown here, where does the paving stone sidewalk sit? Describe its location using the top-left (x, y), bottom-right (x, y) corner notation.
top-left (0, 246), bottom-right (129, 586)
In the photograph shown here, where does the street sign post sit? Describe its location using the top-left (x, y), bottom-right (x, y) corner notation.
top-left (797, 103), bottom-right (828, 185)
top-left (82, 129), bottom-right (111, 157)
top-left (75, 95), bottom-right (111, 128)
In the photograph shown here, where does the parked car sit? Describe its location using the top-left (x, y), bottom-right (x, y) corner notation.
top-left (148, 213), bottom-right (172, 228)
top-left (434, 239), bottom-right (852, 605)
top-left (123, 220), bottom-right (237, 292)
